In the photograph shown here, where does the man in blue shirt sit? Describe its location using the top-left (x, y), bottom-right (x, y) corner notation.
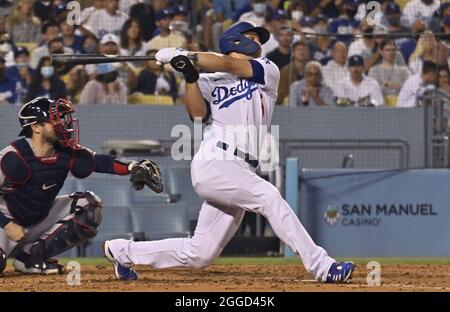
top-left (6, 47), bottom-right (34, 102)
top-left (0, 56), bottom-right (20, 105)
top-left (327, 0), bottom-right (361, 45)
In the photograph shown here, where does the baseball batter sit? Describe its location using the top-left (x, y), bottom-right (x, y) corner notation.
top-left (105, 22), bottom-right (355, 283)
top-left (0, 97), bottom-right (162, 275)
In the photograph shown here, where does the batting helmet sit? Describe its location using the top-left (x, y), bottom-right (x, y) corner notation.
top-left (219, 22), bottom-right (270, 55)
top-left (0, 247), bottom-right (6, 276)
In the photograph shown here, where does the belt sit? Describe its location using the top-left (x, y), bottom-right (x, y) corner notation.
top-left (216, 141), bottom-right (259, 168)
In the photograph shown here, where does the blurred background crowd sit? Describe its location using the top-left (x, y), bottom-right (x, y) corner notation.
top-left (0, 0), bottom-right (448, 107)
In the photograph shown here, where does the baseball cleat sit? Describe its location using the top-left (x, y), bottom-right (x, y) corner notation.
top-left (325, 261), bottom-right (355, 283)
top-left (103, 240), bottom-right (138, 281)
top-left (13, 258), bottom-right (66, 275)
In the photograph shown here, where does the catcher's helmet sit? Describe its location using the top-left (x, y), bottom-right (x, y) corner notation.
top-left (219, 21), bottom-right (270, 55)
top-left (18, 97), bottom-right (81, 149)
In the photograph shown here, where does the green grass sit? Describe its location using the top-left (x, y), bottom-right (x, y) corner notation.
top-left (14, 257), bottom-right (450, 266)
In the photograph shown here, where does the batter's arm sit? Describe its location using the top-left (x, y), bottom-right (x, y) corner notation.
top-left (194, 52), bottom-right (254, 78)
top-left (185, 82), bottom-right (208, 120)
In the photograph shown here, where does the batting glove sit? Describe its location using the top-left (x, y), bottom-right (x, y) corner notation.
top-left (155, 48), bottom-right (188, 65)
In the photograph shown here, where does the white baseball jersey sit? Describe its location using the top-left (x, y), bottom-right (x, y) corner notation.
top-left (197, 57), bottom-right (280, 157)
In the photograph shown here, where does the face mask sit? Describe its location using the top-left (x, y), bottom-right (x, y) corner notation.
top-left (52, 48), bottom-right (64, 54)
top-left (345, 8), bottom-right (358, 19)
top-left (291, 10), bottom-right (303, 21)
top-left (41, 66), bottom-right (54, 78)
top-left (16, 62), bottom-right (28, 68)
top-left (0, 42), bottom-right (11, 53)
top-left (386, 16), bottom-right (400, 27)
top-left (96, 71), bottom-right (118, 83)
top-left (254, 3), bottom-right (267, 15)
top-left (84, 45), bottom-right (98, 54)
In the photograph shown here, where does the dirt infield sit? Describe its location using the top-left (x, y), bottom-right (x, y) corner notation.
top-left (1, 260), bottom-right (450, 292)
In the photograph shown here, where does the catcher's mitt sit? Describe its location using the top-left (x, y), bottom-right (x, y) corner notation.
top-left (129, 160), bottom-right (163, 193)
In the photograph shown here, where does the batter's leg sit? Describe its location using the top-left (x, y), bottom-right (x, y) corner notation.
top-left (107, 200), bottom-right (245, 269)
top-left (193, 159), bottom-right (335, 281)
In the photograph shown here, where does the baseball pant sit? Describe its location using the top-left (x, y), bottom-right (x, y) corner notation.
top-left (0, 195), bottom-right (84, 257)
top-left (109, 138), bottom-right (335, 281)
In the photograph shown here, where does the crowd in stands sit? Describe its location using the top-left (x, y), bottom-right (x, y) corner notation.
top-left (0, 0), bottom-right (448, 107)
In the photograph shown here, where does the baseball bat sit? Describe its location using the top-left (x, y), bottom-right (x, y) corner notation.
top-left (51, 54), bottom-right (156, 65)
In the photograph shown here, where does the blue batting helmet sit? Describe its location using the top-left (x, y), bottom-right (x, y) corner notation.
top-left (219, 22), bottom-right (270, 55)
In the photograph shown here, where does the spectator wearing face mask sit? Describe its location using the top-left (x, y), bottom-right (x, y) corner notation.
top-left (30, 21), bottom-right (74, 69)
top-left (0, 32), bottom-right (16, 67)
top-left (6, 47), bottom-right (34, 99)
top-left (0, 56), bottom-right (21, 105)
top-left (79, 63), bottom-right (128, 105)
top-left (401, 0), bottom-right (440, 28)
top-left (146, 9), bottom-right (185, 50)
top-left (25, 56), bottom-right (67, 102)
top-left (238, 0), bottom-right (268, 27)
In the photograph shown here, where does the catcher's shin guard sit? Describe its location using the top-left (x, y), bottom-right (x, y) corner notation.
top-left (28, 191), bottom-right (102, 263)
top-left (0, 247), bottom-right (6, 276)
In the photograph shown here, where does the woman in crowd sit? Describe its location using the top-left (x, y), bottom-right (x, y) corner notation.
top-left (289, 61), bottom-right (335, 107)
top-left (25, 56), bottom-right (67, 101)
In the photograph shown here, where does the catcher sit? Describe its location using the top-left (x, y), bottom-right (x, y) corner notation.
top-left (0, 97), bottom-right (162, 276)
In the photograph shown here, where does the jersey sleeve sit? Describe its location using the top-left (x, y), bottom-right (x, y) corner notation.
top-left (197, 73), bottom-right (215, 103)
top-left (248, 57), bottom-right (280, 95)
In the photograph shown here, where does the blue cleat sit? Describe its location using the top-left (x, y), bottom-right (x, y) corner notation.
top-left (325, 261), bottom-right (355, 283)
top-left (103, 241), bottom-right (138, 281)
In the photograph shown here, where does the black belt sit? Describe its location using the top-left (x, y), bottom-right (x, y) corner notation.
top-left (216, 141), bottom-right (259, 168)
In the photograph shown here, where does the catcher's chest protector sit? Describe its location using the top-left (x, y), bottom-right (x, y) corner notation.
top-left (3, 139), bottom-right (70, 227)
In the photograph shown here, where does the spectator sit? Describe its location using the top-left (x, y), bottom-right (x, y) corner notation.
top-left (26, 56), bottom-right (67, 102)
top-left (205, 0), bottom-right (249, 50)
top-left (119, 0), bottom-right (139, 14)
top-left (398, 60), bottom-right (438, 107)
top-left (83, 0), bottom-right (129, 38)
top-left (289, 61), bottom-right (334, 107)
top-left (6, 46), bottom-right (34, 100)
top-left (86, 34), bottom-right (137, 91)
top-left (300, 0), bottom-right (339, 19)
top-left (401, 0), bottom-right (440, 28)
top-left (79, 63), bottom-right (128, 105)
top-left (369, 40), bottom-right (410, 106)
top-left (59, 18), bottom-right (84, 54)
top-left (335, 55), bottom-right (384, 106)
top-left (82, 34), bottom-right (100, 54)
top-left (9, 0), bottom-right (42, 44)
top-left (322, 42), bottom-right (349, 95)
top-left (443, 16), bottom-right (450, 51)
top-left (33, 0), bottom-right (67, 23)
top-left (261, 10), bottom-right (288, 57)
top-left (278, 40), bottom-right (310, 104)
top-left (30, 21), bottom-right (73, 69)
top-left (0, 56), bottom-right (21, 105)
top-left (238, 0), bottom-right (268, 26)
top-left (438, 65), bottom-right (450, 95)
top-left (129, 0), bottom-right (157, 42)
top-left (310, 27), bottom-right (333, 64)
top-left (136, 49), bottom-right (177, 100)
top-left (147, 9), bottom-right (185, 50)
top-left (64, 65), bottom-right (88, 103)
top-left (266, 25), bottom-right (293, 69)
top-left (120, 18), bottom-right (145, 57)
top-left (363, 24), bottom-right (406, 73)
top-left (409, 31), bottom-right (449, 75)
top-left (0, 32), bottom-right (16, 67)
top-left (81, 0), bottom-right (105, 25)
top-left (384, 2), bottom-right (410, 38)
top-left (347, 22), bottom-right (374, 58)
top-left (327, 0), bottom-right (361, 45)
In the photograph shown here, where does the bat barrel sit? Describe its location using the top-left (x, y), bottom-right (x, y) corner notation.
top-left (51, 54), bottom-right (156, 65)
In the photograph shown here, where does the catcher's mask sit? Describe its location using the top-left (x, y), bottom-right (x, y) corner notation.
top-left (18, 97), bottom-right (81, 150)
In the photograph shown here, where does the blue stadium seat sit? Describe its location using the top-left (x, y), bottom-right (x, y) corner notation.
top-left (76, 173), bottom-right (132, 206)
top-left (130, 201), bottom-right (190, 240)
